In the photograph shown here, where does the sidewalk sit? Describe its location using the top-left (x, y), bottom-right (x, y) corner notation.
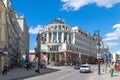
top-left (93, 69), bottom-right (120, 80)
top-left (0, 66), bottom-right (61, 80)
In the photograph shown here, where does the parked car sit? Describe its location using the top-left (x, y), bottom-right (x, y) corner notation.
top-left (79, 64), bottom-right (91, 73)
top-left (74, 64), bottom-right (81, 69)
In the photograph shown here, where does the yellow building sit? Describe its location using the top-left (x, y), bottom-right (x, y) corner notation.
top-left (0, 1), bottom-right (7, 72)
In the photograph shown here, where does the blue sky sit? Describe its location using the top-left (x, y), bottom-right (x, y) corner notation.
top-left (12, 0), bottom-right (120, 52)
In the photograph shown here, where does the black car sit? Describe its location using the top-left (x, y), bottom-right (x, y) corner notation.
top-left (74, 64), bottom-right (81, 69)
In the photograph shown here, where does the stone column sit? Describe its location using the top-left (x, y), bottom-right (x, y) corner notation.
top-left (67, 33), bottom-right (69, 43)
top-left (46, 33), bottom-right (49, 43)
top-left (61, 32), bottom-right (64, 43)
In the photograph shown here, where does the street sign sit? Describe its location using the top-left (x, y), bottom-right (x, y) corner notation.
top-left (98, 53), bottom-right (111, 58)
top-left (100, 53), bottom-right (104, 58)
top-left (22, 54), bottom-right (26, 60)
top-left (104, 53), bottom-right (111, 58)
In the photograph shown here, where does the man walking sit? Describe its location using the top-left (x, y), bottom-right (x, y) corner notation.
top-left (2, 63), bottom-right (8, 75)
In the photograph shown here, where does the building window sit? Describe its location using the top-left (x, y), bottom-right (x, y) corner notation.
top-left (58, 32), bottom-right (62, 42)
top-left (50, 46), bottom-right (59, 51)
top-left (49, 33), bottom-right (51, 41)
top-left (58, 32), bottom-right (62, 38)
top-left (62, 25), bottom-right (64, 30)
top-left (58, 25), bottom-right (61, 30)
top-left (53, 32), bottom-right (57, 41)
top-left (54, 26), bottom-right (57, 30)
top-left (64, 32), bottom-right (67, 41)
top-left (66, 26), bottom-right (68, 30)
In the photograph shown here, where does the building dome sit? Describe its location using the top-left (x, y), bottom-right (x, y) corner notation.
top-left (44, 18), bottom-right (71, 32)
top-left (51, 18), bottom-right (65, 24)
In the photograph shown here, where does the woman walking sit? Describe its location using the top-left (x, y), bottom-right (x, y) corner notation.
top-left (109, 63), bottom-right (115, 77)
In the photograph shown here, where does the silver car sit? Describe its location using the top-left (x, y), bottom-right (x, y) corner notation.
top-left (79, 64), bottom-right (91, 73)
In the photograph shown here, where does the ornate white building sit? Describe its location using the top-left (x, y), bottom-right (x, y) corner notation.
top-left (36, 18), bottom-right (99, 65)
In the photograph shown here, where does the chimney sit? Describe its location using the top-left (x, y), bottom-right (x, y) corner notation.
top-left (14, 11), bottom-right (18, 18)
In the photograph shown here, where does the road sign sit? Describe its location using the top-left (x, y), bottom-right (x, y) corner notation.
top-left (104, 53), bottom-right (111, 58)
top-left (22, 54), bottom-right (26, 60)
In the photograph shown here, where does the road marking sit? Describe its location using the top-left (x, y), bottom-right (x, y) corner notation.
top-left (55, 70), bottom-right (77, 80)
top-left (90, 76), bottom-right (94, 80)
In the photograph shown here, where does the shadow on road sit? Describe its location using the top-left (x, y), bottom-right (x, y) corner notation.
top-left (11, 68), bottom-right (61, 80)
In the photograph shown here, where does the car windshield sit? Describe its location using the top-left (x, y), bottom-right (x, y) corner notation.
top-left (81, 66), bottom-right (89, 68)
top-left (76, 64), bottom-right (80, 66)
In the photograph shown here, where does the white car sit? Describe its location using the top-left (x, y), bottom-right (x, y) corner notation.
top-left (79, 64), bottom-right (91, 73)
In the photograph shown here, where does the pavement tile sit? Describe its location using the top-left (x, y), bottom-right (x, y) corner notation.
top-left (93, 69), bottom-right (120, 80)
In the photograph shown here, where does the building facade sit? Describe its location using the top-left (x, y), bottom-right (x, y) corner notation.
top-left (0, 0), bottom-right (7, 72)
top-left (92, 32), bottom-right (110, 63)
top-left (15, 12), bottom-right (29, 62)
top-left (29, 50), bottom-right (35, 63)
top-left (36, 18), bottom-right (100, 66)
top-left (112, 51), bottom-right (120, 63)
top-left (0, 0), bottom-right (29, 71)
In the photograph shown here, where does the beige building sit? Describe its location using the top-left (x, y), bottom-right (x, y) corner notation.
top-left (36, 18), bottom-right (99, 66)
top-left (0, 0), bottom-right (7, 72)
top-left (0, 0), bottom-right (29, 71)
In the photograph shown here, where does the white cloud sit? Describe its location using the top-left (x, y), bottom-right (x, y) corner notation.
top-left (29, 25), bottom-right (44, 34)
top-left (60, 0), bottom-right (120, 11)
top-left (103, 24), bottom-right (120, 41)
top-left (103, 23), bottom-right (120, 50)
top-left (106, 42), bottom-right (119, 48)
top-left (29, 50), bottom-right (35, 53)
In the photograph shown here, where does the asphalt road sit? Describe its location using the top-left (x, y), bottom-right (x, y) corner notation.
top-left (24, 65), bottom-right (97, 80)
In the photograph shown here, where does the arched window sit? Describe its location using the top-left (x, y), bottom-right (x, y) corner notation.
top-left (58, 25), bottom-right (61, 30)
top-left (54, 25), bottom-right (57, 30)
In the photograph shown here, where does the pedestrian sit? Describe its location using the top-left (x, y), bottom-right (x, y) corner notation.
top-left (109, 63), bottom-right (115, 77)
top-left (26, 62), bottom-right (30, 70)
top-left (114, 63), bottom-right (117, 71)
top-left (11, 63), bottom-right (14, 69)
top-left (117, 63), bottom-right (120, 71)
top-left (26, 62), bottom-right (32, 70)
top-left (2, 63), bottom-right (8, 75)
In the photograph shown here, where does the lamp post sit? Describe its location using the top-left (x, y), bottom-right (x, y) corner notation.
top-left (35, 50), bottom-right (40, 73)
top-left (35, 33), bottom-right (41, 73)
top-left (38, 52), bottom-right (40, 73)
top-left (94, 30), bottom-right (101, 75)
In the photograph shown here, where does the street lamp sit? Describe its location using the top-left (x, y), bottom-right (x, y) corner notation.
top-left (35, 48), bottom-right (40, 73)
top-left (35, 33), bottom-right (41, 73)
top-left (94, 30), bottom-right (101, 75)
top-left (38, 52), bottom-right (40, 73)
